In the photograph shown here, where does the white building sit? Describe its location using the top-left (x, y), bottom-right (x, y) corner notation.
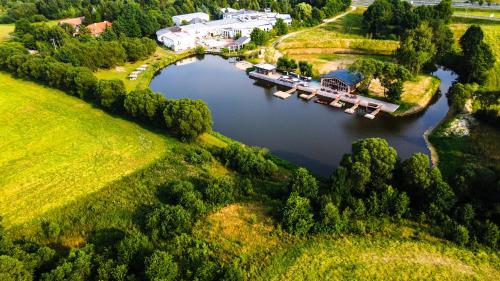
top-left (157, 9), bottom-right (291, 51)
top-left (172, 12), bottom-right (210, 26)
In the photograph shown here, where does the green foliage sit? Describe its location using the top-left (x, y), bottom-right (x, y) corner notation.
top-left (289, 168), bottom-right (318, 199)
top-left (41, 245), bottom-right (94, 281)
top-left (298, 61), bottom-right (313, 77)
top-left (0, 255), bottom-right (32, 281)
top-left (41, 221), bottom-right (61, 241)
top-left (281, 192), bottom-right (314, 235)
top-left (220, 143), bottom-right (278, 177)
top-left (386, 80), bottom-right (403, 102)
top-left (203, 176), bottom-right (235, 206)
top-left (277, 56), bottom-right (297, 72)
top-left (396, 22), bottom-right (436, 75)
top-left (124, 88), bottom-right (167, 124)
top-left (146, 205), bottom-right (192, 241)
top-left (117, 232), bottom-right (153, 270)
top-left (459, 25), bottom-right (496, 84)
top-left (145, 251), bottom-right (178, 281)
top-left (350, 58), bottom-right (411, 95)
top-left (250, 28), bottom-right (268, 46)
top-left (446, 83), bottom-right (472, 112)
top-left (319, 202), bottom-right (345, 233)
top-left (120, 37), bottom-right (156, 61)
top-left (163, 99), bottom-right (212, 141)
top-left (194, 46), bottom-right (205, 55)
top-left (160, 181), bottom-right (206, 218)
top-left (96, 79), bottom-right (126, 112)
top-left (274, 18), bottom-right (288, 35)
top-left (351, 138), bottom-right (398, 187)
top-left (451, 224), bottom-right (470, 246)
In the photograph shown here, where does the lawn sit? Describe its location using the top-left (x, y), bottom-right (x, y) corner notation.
top-left (95, 47), bottom-right (192, 91)
top-left (277, 7), bottom-right (399, 56)
top-left (0, 23), bottom-right (14, 42)
top-left (450, 19), bottom-right (500, 90)
top-left (0, 72), bottom-right (171, 227)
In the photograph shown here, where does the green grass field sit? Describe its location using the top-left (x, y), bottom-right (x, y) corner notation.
top-left (260, 236), bottom-right (499, 280)
top-left (277, 7), bottom-right (399, 56)
top-left (450, 19), bottom-right (500, 90)
top-left (0, 72), bottom-right (171, 226)
top-left (0, 23), bottom-right (14, 42)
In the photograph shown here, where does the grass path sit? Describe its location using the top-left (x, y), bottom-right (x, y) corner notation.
top-left (0, 72), bottom-right (171, 226)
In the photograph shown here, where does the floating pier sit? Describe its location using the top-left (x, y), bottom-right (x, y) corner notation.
top-left (329, 95), bottom-right (342, 108)
top-left (364, 104), bottom-right (382, 119)
top-left (273, 87), bottom-right (297, 99)
top-left (345, 101), bottom-right (360, 114)
top-left (299, 91), bottom-right (317, 100)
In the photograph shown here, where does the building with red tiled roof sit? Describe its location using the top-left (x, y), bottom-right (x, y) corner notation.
top-left (86, 21), bottom-right (112, 37)
top-left (59, 16), bottom-right (85, 28)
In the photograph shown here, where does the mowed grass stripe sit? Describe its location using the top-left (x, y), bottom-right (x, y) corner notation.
top-left (0, 72), bottom-right (169, 226)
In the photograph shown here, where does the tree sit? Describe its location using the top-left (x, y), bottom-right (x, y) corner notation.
top-left (277, 56), bottom-right (297, 72)
top-left (203, 176), bottom-right (235, 206)
top-left (459, 25), bottom-right (495, 84)
top-left (298, 61), bottom-right (313, 77)
top-left (41, 245), bottom-right (95, 281)
top-left (294, 2), bottom-right (313, 23)
top-left (362, 0), bottom-right (393, 38)
top-left (163, 99), bottom-right (212, 141)
top-left (386, 80), bottom-right (403, 102)
top-left (396, 22), bottom-right (436, 74)
top-left (146, 205), bottom-right (192, 241)
top-left (451, 224), bottom-right (469, 246)
top-left (281, 192), bottom-right (314, 235)
top-left (447, 83), bottom-right (471, 112)
top-left (250, 28), bottom-right (268, 46)
top-left (320, 202), bottom-right (344, 233)
top-left (400, 153), bottom-right (431, 204)
top-left (96, 79), bottom-right (126, 112)
top-left (289, 167), bottom-right (319, 199)
top-left (351, 138), bottom-right (398, 186)
top-left (145, 251), bottom-right (178, 281)
top-left (274, 18), bottom-right (288, 35)
top-left (0, 256), bottom-right (32, 281)
top-left (124, 89), bottom-right (167, 124)
top-left (117, 232), bottom-right (153, 272)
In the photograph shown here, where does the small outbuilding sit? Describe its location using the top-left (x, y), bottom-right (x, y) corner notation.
top-left (228, 36), bottom-right (251, 51)
top-left (254, 63), bottom-right (276, 76)
top-left (320, 69), bottom-right (364, 94)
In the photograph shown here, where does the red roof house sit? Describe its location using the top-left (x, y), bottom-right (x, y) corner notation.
top-left (86, 21), bottom-right (112, 36)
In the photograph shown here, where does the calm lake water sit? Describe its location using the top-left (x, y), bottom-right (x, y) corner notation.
top-left (150, 55), bottom-right (457, 176)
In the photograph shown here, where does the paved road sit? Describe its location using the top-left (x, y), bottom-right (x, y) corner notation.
top-left (352, 0), bottom-right (500, 9)
top-left (453, 13), bottom-right (500, 20)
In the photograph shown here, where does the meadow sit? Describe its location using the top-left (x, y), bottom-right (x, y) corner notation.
top-left (196, 203), bottom-right (500, 280)
top-left (0, 23), bottom-right (13, 42)
top-left (0, 72), bottom-right (171, 226)
top-left (277, 7), bottom-right (399, 57)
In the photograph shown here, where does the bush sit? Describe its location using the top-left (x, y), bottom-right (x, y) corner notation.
top-left (220, 143), bottom-right (278, 177)
top-left (96, 80), bottom-right (126, 112)
top-left (145, 251), bottom-right (178, 281)
top-left (185, 147), bottom-right (212, 164)
top-left (146, 205), bottom-right (192, 241)
top-left (203, 176), bottom-right (235, 206)
top-left (163, 99), bottom-right (212, 141)
top-left (451, 224), bottom-right (469, 246)
top-left (0, 255), bottom-right (32, 281)
top-left (289, 167), bottom-right (318, 199)
top-left (160, 181), bottom-right (206, 218)
top-left (281, 192), bottom-right (314, 235)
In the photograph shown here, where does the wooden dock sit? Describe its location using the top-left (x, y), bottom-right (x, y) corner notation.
top-left (364, 105), bottom-right (382, 119)
top-left (273, 87), bottom-right (297, 99)
top-left (345, 101), bottom-right (360, 114)
top-left (329, 95), bottom-right (342, 108)
top-left (299, 91), bottom-right (317, 100)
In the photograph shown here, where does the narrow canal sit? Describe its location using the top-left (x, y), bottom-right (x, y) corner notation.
top-left (150, 55), bottom-right (457, 176)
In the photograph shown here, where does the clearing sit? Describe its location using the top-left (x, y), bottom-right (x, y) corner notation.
top-left (0, 23), bottom-right (14, 42)
top-left (0, 72), bottom-right (170, 226)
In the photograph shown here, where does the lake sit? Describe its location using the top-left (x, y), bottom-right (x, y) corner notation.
top-left (150, 55), bottom-right (457, 176)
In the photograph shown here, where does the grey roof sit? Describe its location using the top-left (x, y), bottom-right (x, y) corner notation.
top-left (234, 36), bottom-right (250, 45)
top-left (255, 63), bottom-right (276, 71)
top-left (321, 69), bottom-right (364, 86)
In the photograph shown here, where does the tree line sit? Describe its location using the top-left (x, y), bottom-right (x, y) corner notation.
top-left (0, 43), bottom-right (212, 141)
